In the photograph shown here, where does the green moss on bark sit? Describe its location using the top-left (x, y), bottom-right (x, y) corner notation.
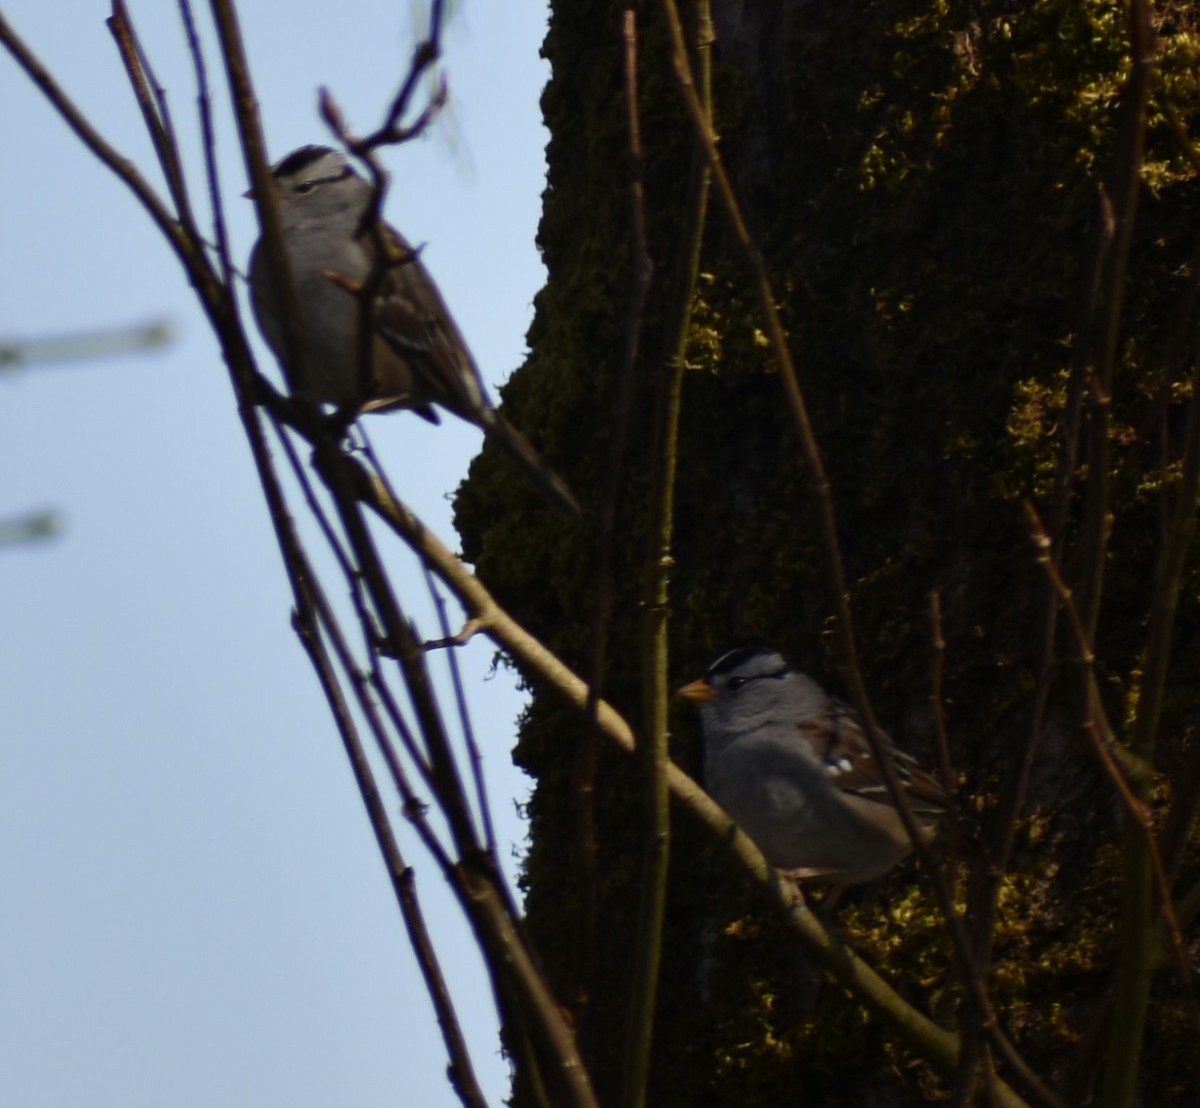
top-left (457, 2), bottom-right (1200, 1102)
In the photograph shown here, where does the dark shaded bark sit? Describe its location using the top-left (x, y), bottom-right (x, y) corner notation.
top-left (458, 2), bottom-right (1200, 1103)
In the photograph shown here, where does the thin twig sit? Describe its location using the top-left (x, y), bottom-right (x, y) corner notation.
top-left (179, 0), bottom-right (231, 287)
top-left (1025, 505), bottom-right (1195, 1005)
top-left (618, 10), bottom-right (663, 1107)
top-left (290, 558), bottom-right (486, 1108)
top-left (424, 621), bottom-right (486, 649)
top-left (316, 445), bottom-right (483, 855)
top-left (8, 4), bottom-right (578, 1103)
top-left (313, 2), bottom-right (449, 403)
top-left (1087, 6), bottom-right (1160, 1100)
top-left (108, 1), bottom-right (199, 237)
top-left (968, 185), bottom-right (1116, 1019)
top-left (209, 0), bottom-right (312, 398)
top-left (573, 0), bottom-right (659, 1039)
top-left (422, 562), bottom-right (501, 857)
top-left (308, 445), bottom-right (597, 1105)
top-left (624, 5), bottom-right (714, 1106)
top-left (355, 0), bottom-right (447, 153)
top-left (318, 82), bottom-right (445, 425)
top-left (1077, 2), bottom-right (1152, 642)
top-left (267, 416), bottom-right (441, 795)
top-left (0, 12), bottom-right (211, 306)
top-left (928, 591), bottom-right (960, 883)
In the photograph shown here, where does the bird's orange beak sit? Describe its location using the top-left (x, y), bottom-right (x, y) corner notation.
top-left (677, 678), bottom-right (716, 703)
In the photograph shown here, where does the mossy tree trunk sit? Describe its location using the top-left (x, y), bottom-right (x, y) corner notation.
top-left (458, 2), bottom-right (1200, 1104)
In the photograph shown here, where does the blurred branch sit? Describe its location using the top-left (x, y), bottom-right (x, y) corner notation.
top-left (0, 320), bottom-right (175, 372)
top-left (0, 510), bottom-right (60, 548)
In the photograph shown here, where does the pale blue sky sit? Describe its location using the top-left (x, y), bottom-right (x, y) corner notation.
top-left (1, 3), bottom-right (551, 1104)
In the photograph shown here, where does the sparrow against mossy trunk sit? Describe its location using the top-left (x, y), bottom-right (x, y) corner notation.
top-left (680, 646), bottom-right (948, 885)
top-left (247, 145), bottom-right (580, 517)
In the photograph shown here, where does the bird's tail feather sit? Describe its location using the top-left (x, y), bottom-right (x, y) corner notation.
top-left (486, 413), bottom-right (581, 518)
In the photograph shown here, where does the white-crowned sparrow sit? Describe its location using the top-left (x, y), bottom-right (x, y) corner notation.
top-left (679, 645), bottom-right (947, 884)
top-left (247, 145), bottom-right (580, 516)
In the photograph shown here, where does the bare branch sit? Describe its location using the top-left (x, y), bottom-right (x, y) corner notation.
top-left (422, 562), bottom-right (501, 857)
top-left (208, 0), bottom-right (312, 398)
top-left (1024, 504), bottom-right (1196, 1018)
top-left (928, 591), bottom-right (960, 882)
top-left (0, 12), bottom-right (213, 309)
top-left (619, 9), bottom-right (664, 1105)
top-left (289, 564), bottom-right (487, 1108)
top-left (575, 0), bottom-right (654, 1036)
top-left (107, 1), bottom-right (199, 237)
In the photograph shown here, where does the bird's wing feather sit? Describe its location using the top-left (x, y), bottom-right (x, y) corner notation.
top-left (355, 226), bottom-right (581, 517)
top-left (362, 227), bottom-right (494, 426)
top-left (801, 700), bottom-right (948, 816)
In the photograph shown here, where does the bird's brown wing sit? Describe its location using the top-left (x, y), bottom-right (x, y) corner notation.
top-left (363, 227), bottom-right (496, 429)
top-left (804, 701), bottom-right (949, 817)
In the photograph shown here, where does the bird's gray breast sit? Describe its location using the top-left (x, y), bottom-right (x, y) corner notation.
top-left (252, 220), bottom-right (373, 406)
top-left (703, 725), bottom-right (899, 876)
top-left (703, 729), bottom-right (830, 863)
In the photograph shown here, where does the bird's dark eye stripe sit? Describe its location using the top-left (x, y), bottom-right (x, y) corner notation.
top-left (297, 167), bottom-right (355, 192)
top-left (727, 667), bottom-right (790, 690)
